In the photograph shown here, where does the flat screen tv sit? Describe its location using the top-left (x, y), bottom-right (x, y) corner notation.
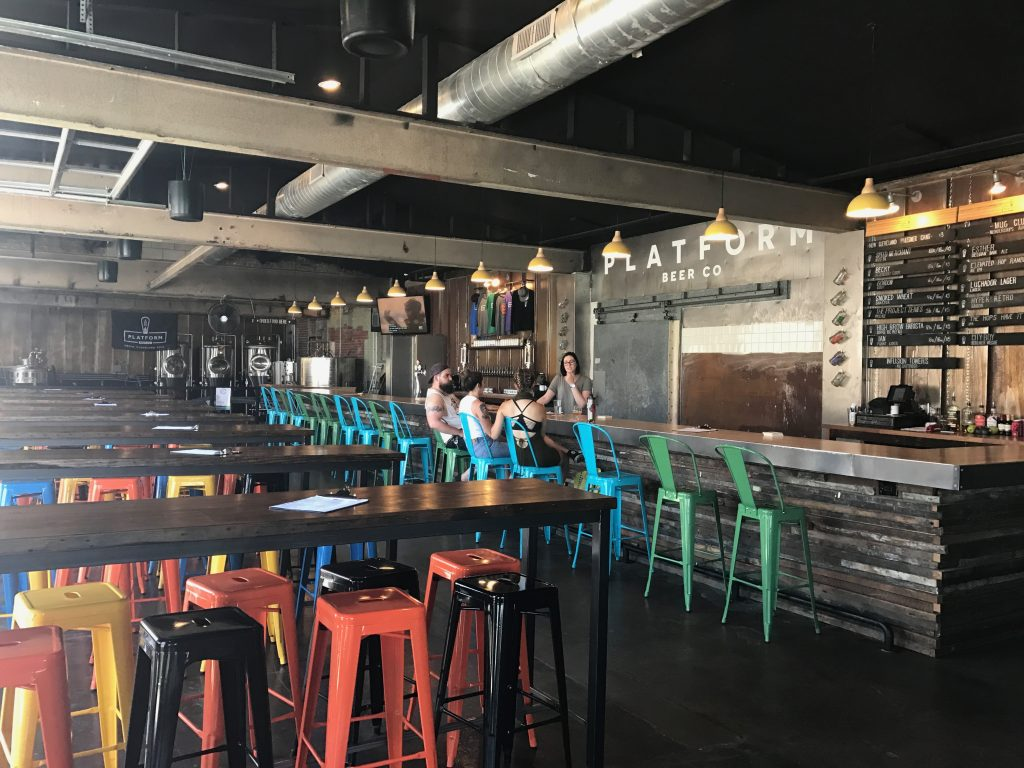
top-left (377, 295), bottom-right (429, 335)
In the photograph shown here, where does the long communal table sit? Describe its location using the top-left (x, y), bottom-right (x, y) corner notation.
top-left (0, 423), bottom-right (311, 449)
top-left (0, 413), bottom-right (253, 427)
top-left (0, 444), bottom-right (402, 489)
top-left (0, 478), bottom-right (615, 767)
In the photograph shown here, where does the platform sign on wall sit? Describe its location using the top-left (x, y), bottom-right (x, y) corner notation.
top-left (111, 311), bottom-right (178, 351)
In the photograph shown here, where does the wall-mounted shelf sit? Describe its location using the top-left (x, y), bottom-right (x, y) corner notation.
top-left (470, 336), bottom-right (525, 349)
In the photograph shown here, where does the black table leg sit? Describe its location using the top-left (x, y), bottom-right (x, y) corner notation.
top-left (587, 509), bottom-right (610, 768)
top-left (522, 525), bottom-right (539, 679)
top-left (386, 539), bottom-right (399, 560)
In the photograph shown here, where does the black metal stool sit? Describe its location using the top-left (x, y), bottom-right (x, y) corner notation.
top-left (434, 573), bottom-right (571, 768)
top-left (124, 607), bottom-right (274, 768)
top-left (318, 558), bottom-right (422, 749)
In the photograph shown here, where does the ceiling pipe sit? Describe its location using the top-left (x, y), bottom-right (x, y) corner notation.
top-left (165, 0), bottom-right (728, 281)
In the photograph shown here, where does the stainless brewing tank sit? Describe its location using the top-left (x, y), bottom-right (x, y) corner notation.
top-left (299, 356), bottom-right (338, 387)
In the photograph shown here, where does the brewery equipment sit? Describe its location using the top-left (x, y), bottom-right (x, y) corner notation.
top-left (155, 342), bottom-right (190, 391)
top-left (202, 343), bottom-right (233, 387)
top-left (245, 342), bottom-right (274, 387)
top-left (271, 360), bottom-right (295, 386)
top-left (13, 348), bottom-right (48, 387)
top-left (299, 356), bottom-right (338, 388)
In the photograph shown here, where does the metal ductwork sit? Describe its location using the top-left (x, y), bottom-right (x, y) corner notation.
top-left (175, 0), bottom-right (727, 274)
top-left (275, 0), bottom-right (727, 219)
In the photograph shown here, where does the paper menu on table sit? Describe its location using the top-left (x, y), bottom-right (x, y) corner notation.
top-left (94, 402), bottom-right (118, 407)
top-left (142, 412), bottom-right (171, 417)
top-left (171, 449), bottom-right (223, 456)
top-left (270, 496), bottom-right (369, 514)
top-left (152, 425), bottom-right (199, 431)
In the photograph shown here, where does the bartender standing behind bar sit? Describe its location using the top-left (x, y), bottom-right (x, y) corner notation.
top-left (537, 351), bottom-right (592, 413)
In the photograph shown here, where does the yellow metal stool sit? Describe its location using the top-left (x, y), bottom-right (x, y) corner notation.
top-left (164, 475), bottom-right (217, 498)
top-left (2, 583), bottom-right (134, 768)
top-left (57, 478), bottom-right (89, 504)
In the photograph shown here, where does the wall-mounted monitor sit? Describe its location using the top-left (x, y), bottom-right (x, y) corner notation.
top-left (377, 295), bottom-right (429, 335)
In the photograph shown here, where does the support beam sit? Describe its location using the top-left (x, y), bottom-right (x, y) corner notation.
top-left (0, 193), bottom-right (583, 288)
top-left (48, 128), bottom-right (73, 195)
top-left (0, 46), bottom-right (853, 232)
top-left (109, 139), bottom-right (155, 200)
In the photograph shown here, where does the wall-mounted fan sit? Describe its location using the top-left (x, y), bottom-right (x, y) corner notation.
top-left (207, 302), bottom-right (241, 335)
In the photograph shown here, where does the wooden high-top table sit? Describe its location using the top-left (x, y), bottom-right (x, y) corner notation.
top-left (0, 479), bottom-right (614, 767)
top-left (0, 423), bottom-right (311, 448)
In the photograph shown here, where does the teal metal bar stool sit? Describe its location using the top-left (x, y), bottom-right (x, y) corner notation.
top-left (331, 395), bottom-right (360, 445)
top-left (640, 435), bottom-right (726, 611)
top-left (349, 396), bottom-right (379, 445)
top-left (501, 418), bottom-right (572, 554)
top-left (388, 402), bottom-right (433, 484)
top-left (460, 413), bottom-right (513, 480)
top-left (266, 387), bottom-right (287, 425)
top-left (715, 444), bottom-right (820, 642)
top-left (572, 421), bottom-right (650, 569)
top-left (1, 481), bottom-right (56, 621)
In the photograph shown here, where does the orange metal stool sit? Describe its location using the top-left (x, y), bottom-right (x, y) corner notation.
top-left (86, 477), bottom-right (150, 503)
top-left (0, 626), bottom-right (74, 768)
top-left (295, 588), bottom-right (438, 768)
top-left (183, 568), bottom-right (303, 768)
top-left (422, 549), bottom-right (535, 767)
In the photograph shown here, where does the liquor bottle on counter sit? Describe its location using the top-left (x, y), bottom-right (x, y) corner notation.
top-left (971, 403), bottom-right (986, 434)
top-left (946, 394), bottom-right (960, 433)
top-left (585, 395), bottom-right (595, 422)
top-left (987, 405), bottom-right (999, 433)
top-left (1000, 413), bottom-right (1012, 436)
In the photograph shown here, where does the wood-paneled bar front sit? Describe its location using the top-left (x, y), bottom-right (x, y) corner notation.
top-left (363, 393), bottom-right (1024, 656)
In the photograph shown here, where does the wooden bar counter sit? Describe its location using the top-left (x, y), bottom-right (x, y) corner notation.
top-left (367, 394), bottom-right (1024, 655)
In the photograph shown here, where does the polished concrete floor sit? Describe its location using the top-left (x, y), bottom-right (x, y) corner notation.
top-left (56, 531), bottom-right (1023, 768)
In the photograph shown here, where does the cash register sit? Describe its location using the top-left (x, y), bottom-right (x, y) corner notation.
top-left (855, 384), bottom-right (929, 429)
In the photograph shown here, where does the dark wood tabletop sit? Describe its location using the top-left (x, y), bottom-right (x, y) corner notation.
top-left (0, 444), bottom-right (401, 481)
top-left (0, 423), bottom-right (311, 448)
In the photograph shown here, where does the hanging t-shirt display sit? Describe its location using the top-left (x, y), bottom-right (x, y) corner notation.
top-left (477, 294), bottom-right (490, 337)
top-left (469, 292), bottom-right (480, 336)
top-left (504, 291), bottom-right (513, 334)
top-left (511, 287), bottom-right (535, 332)
top-left (485, 292), bottom-right (498, 335)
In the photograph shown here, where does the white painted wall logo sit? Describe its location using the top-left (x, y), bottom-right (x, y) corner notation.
top-left (603, 224), bottom-right (814, 286)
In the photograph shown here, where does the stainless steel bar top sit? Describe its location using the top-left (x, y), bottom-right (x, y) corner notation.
top-left (361, 394), bottom-right (1024, 490)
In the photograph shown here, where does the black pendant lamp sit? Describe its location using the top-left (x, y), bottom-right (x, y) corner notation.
top-left (116, 238), bottom-right (142, 260)
top-left (168, 148), bottom-right (204, 222)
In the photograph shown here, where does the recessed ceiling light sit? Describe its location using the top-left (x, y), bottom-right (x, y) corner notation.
top-left (214, 181), bottom-right (229, 191)
top-left (318, 78), bottom-right (341, 92)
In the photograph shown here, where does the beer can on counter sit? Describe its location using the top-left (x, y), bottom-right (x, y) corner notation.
top-left (1012, 419), bottom-right (1024, 438)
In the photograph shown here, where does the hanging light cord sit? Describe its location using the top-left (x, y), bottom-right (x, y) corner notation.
top-left (866, 22), bottom-right (877, 169)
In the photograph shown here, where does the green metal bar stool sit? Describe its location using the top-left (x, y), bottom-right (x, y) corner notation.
top-left (432, 430), bottom-right (470, 483)
top-left (367, 401), bottom-right (397, 484)
top-left (640, 435), bottom-right (726, 611)
top-left (312, 393), bottom-right (340, 445)
top-left (715, 444), bottom-right (820, 642)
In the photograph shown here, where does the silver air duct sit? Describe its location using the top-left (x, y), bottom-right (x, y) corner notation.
top-left (180, 0), bottom-right (727, 270)
top-left (274, 0), bottom-right (727, 218)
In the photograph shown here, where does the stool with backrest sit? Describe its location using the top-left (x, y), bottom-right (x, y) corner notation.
top-left (501, 419), bottom-right (571, 554)
top-left (350, 396), bottom-right (379, 446)
top-left (460, 413), bottom-right (513, 481)
top-left (572, 421), bottom-right (651, 570)
top-left (318, 559), bottom-right (420, 745)
top-left (311, 393), bottom-right (339, 445)
top-left (5, 583), bottom-right (134, 768)
top-left (182, 569), bottom-right (302, 768)
top-left (123, 607), bottom-right (274, 768)
top-left (0, 626), bottom-right (74, 768)
top-left (434, 574), bottom-right (570, 768)
top-left (295, 588), bottom-right (438, 768)
top-left (388, 402), bottom-right (432, 484)
top-left (640, 435), bottom-right (726, 611)
top-left (285, 390), bottom-right (308, 428)
top-left (299, 392), bottom-right (327, 444)
top-left (715, 444), bottom-right (820, 642)
top-left (332, 395), bottom-right (360, 446)
top-left (367, 401), bottom-right (397, 484)
top-left (266, 387), bottom-right (287, 425)
top-left (421, 549), bottom-right (536, 766)
top-left (432, 430), bottom-right (470, 483)
top-left (0, 481), bottom-right (56, 618)
top-left (258, 386), bottom-right (273, 424)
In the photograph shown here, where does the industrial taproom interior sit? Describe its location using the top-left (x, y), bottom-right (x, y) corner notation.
top-left (0, 2), bottom-right (1023, 767)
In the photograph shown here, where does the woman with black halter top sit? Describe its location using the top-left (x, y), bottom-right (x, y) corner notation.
top-left (490, 388), bottom-right (570, 468)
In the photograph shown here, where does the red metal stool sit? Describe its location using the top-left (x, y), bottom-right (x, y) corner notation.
top-left (295, 588), bottom-right (437, 768)
top-left (422, 549), bottom-right (536, 766)
top-left (183, 568), bottom-right (302, 768)
top-left (0, 626), bottom-right (74, 768)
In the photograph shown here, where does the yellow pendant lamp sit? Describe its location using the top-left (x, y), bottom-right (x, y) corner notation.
top-left (286, 300), bottom-right (301, 315)
top-left (527, 246), bottom-right (554, 273)
top-left (704, 207), bottom-right (740, 242)
top-left (387, 279), bottom-right (406, 297)
top-left (602, 230), bottom-right (630, 259)
top-left (307, 295), bottom-right (323, 312)
top-left (330, 291), bottom-right (346, 307)
top-left (470, 261), bottom-right (492, 284)
top-left (425, 271), bottom-right (445, 291)
top-left (356, 286), bottom-right (374, 303)
top-left (846, 177), bottom-right (891, 219)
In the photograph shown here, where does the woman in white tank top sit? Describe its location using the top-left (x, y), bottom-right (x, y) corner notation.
top-left (458, 371), bottom-right (510, 459)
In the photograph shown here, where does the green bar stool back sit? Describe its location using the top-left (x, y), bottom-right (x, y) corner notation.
top-left (715, 444), bottom-right (820, 642)
top-left (311, 393), bottom-right (339, 445)
top-left (367, 401), bottom-right (397, 484)
top-left (349, 397), bottom-right (380, 445)
top-left (432, 430), bottom-right (470, 483)
top-left (639, 435), bottom-right (726, 611)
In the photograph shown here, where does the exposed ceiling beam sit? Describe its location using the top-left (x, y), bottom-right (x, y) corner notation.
top-left (0, 193), bottom-right (583, 287)
top-left (109, 139), bottom-right (155, 200)
top-left (48, 128), bottom-right (73, 195)
top-left (0, 46), bottom-right (854, 233)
